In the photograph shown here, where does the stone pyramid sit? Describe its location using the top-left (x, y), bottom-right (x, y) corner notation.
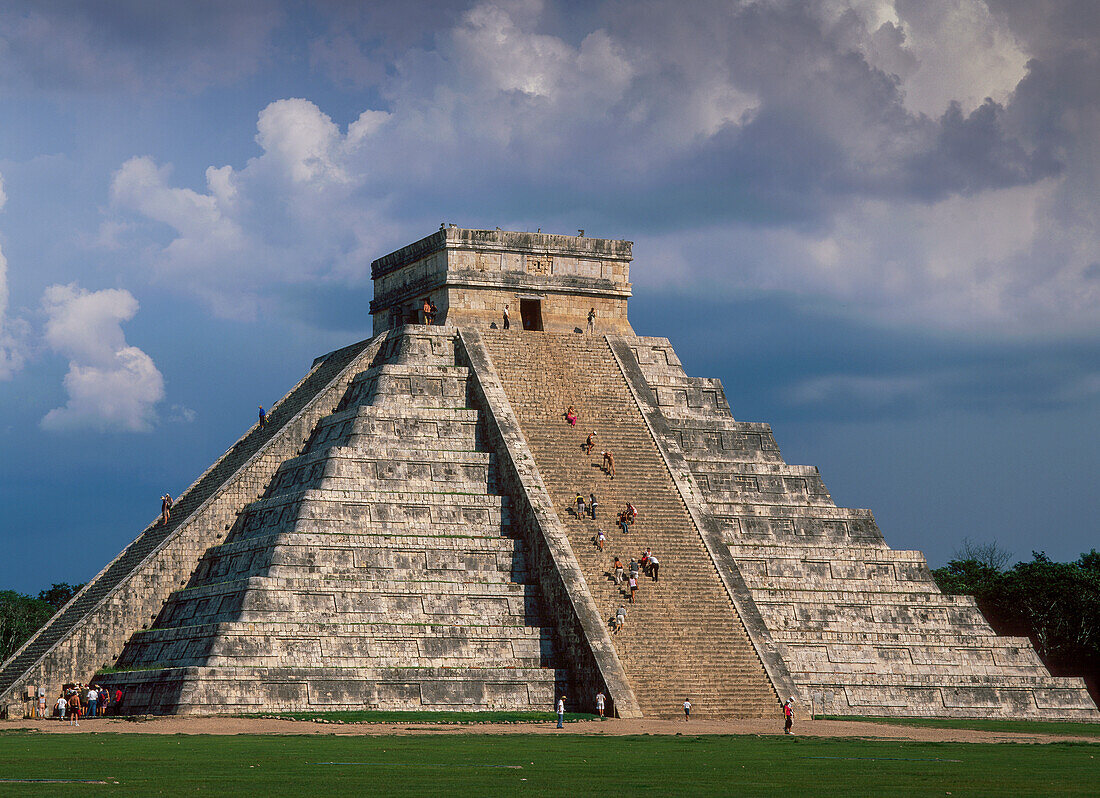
top-left (1, 228), bottom-right (1095, 720)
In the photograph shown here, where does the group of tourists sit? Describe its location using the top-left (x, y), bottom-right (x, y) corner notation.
top-left (611, 545), bottom-right (661, 612)
top-left (53, 684), bottom-right (122, 725)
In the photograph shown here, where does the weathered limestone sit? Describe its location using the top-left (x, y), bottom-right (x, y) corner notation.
top-left (2, 228), bottom-right (1095, 721)
top-left (476, 330), bottom-right (784, 717)
top-left (370, 228), bottom-right (634, 335)
top-left (93, 328), bottom-right (566, 713)
top-left (0, 337), bottom-right (383, 717)
top-left (619, 335), bottom-right (1098, 719)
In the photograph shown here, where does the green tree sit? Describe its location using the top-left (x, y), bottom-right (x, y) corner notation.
top-left (934, 549), bottom-right (1100, 696)
top-left (0, 591), bottom-right (55, 663)
top-left (37, 583), bottom-right (83, 610)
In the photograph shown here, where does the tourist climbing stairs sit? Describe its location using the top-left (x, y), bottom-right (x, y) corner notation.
top-left (478, 330), bottom-right (778, 718)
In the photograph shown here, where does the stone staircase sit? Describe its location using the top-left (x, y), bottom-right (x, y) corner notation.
top-left (621, 335), bottom-right (1099, 719)
top-left (478, 330), bottom-right (778, 718)
top-left (0, 337), bottom-right (379, 711)
top-left (96, 327), bottom-right (563, 714)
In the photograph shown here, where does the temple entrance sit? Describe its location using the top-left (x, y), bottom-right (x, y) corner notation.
top-left (520, 298), bottom-right (543, 331)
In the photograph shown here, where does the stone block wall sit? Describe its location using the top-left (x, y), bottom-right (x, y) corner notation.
top-left (0, 335), bottom-right (387, 716)
top-left (93, 326), bottom-right (565, 714)
top-left (615, 334), bottom-right (1099, 719)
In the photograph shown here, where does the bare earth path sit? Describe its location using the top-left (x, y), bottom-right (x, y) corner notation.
top-left (3, 716), bottom-right (1096, 745)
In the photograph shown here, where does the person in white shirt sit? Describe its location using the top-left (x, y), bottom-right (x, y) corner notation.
top-left (683, 698), bottom-right (692, 720)
top-left (556, 695), bottom-right (566, 728)
top-left (596, 692), bottom-right (606, 718)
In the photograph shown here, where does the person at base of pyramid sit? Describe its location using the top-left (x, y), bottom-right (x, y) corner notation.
top-left (783, 697), bottom-right (794, 734)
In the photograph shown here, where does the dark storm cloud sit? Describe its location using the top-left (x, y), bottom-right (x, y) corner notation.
top-left (344, 0), bottom-right (1060, 233)
top-left (906, 99), bottom-right (1061, 199)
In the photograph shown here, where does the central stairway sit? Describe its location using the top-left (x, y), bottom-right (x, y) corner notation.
top-left (479, 330), bottom-right (778, 717)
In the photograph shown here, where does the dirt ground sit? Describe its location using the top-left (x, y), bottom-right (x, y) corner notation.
top-left (3, 715), bottom-right (1096, 744)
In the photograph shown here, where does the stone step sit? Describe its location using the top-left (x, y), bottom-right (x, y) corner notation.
top-left (479, 330), bottom-right (779, 717)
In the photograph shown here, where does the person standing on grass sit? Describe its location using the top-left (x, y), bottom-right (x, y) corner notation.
top-left (783, 697), bottom-right (794, 734)
top-left (68, 692), bottom-right (80, 726)
top-left (596, 692), bottom-right (606, 718)
top-left (557, 695), bottom-right (566, 728)
top-left (683, 698), bottom-right (692, 721)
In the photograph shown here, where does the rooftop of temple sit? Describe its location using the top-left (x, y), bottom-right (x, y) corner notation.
top-left (369, 227), bottom-right (635, 335)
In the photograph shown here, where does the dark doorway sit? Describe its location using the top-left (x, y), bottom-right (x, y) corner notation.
top-left (520, 298), bottom-right (543, 331)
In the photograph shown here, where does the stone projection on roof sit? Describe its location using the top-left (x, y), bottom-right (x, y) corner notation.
top-left (1, 229), bottom-right (1095, 721)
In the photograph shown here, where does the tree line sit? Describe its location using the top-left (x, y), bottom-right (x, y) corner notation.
top-left (0, 583), bottom-right (83, 663)
top-left (932, 545), bottom-right (1100, 703)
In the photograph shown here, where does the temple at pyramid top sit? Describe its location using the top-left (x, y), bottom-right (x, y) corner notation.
top-left (369, 227), bottom-right (635, 335)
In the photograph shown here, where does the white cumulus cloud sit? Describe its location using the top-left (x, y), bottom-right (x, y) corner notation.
top-left (40, 284), bottom-right (165, 432)
top-left (101, 0), bottom-right (1100, 339)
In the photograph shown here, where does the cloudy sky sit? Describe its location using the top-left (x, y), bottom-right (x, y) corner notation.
top-left (0, 0), bottom-right (1096, 593)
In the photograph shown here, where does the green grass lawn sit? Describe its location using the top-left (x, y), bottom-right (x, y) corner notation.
top-left (0, 732), bottom-right (1095, 797)
top-left (238, 710), bottom-right (600, 724)
top-left (818, 715), bottom-right (1100, 738)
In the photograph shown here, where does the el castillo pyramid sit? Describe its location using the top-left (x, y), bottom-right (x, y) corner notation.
top-left (2, 228), bottom-right (1096, 720)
